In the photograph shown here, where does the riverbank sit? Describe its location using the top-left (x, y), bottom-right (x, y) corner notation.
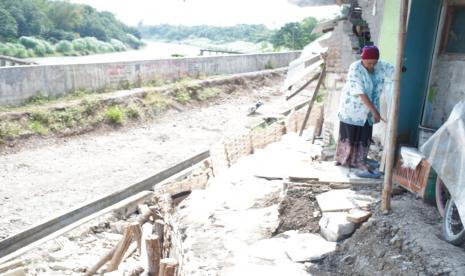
top-left (27, 41), bottom-right (202, 65)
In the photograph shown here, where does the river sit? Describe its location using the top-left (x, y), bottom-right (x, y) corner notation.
top-left (27, 41), bottom-right (203, 65)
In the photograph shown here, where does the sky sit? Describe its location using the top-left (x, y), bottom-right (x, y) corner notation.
top-left (70, 0), bottom-right (340, 29)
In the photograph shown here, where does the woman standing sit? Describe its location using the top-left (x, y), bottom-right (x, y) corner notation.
top-left (336, 45), bottom-right (394, 178)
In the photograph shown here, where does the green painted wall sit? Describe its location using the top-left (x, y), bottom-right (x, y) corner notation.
top-left (378, 0), bottom-right (400, 63)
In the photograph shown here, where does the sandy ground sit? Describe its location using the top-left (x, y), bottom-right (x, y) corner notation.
top-left (0, 72), bottom-right (315, 239)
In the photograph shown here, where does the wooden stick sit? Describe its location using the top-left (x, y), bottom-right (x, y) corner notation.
top-left (159, 258), bottom-right (179, 276)
top-left (86, 246), bottom-right (117, 275)
top-left (382, 0), bottom-right (409, 212)
top-left (107, 225), bottom-right (133, 272)
top-left (130, 222), bottom-right (143, 255)
top-left (145, 234), bottom-right (161, 276)
top-left (285, 71), bottom-right (320, 101)
top-left (123, 242), bottom-right (138, 261)
top-left (299, 63), bottom-right (326, 137)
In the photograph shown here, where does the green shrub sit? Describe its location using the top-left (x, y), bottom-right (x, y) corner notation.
top-left (19, 36), bottom-right (39, 49)
top-left (110, 39), bottom-right (127, 52)
top-left (105, 106), bottom-right (125, 125)
top-left (19, 37), bottom-right (55, 56)
top-left (16, 47), bottom-right (29, 58)
top-left (125, 33), bottom-right (145, 49)
top-left (72, 38), bottom-right (86, 52)
top-left (55, 40), bottom-right (73, 54)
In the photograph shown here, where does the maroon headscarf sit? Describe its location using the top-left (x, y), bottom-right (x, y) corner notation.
top-left (361, 45), bottom-right (380, 60)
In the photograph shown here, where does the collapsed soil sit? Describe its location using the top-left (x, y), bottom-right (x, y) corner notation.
top-left (273, 183), bottom-right (465, 275)
top-left (2, 69), bottom-right (465, 275)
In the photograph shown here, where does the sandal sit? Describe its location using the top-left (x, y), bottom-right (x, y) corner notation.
top-left (355, 170), bottom-right (382, 179)
top-left (365, 159), bottom-right (380, 169)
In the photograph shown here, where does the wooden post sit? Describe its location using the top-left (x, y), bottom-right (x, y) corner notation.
top-left (140, 222), bottom-right (154, 273)
top-left (145, 234), bottom-right (161, 276)
top-left (299, 63), bottom-right (326, 136)
top-left (159, 258), bottom-right (178, 276)
top-left (153, 219), bottom-right (165, 255)
top-left (381, 0), bottom-right (409, 212)
top-left (130, 222), bottom-right (143, 255)
top-left (107, 225), bottom-right (133, 272)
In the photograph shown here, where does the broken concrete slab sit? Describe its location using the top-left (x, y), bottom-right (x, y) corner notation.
top-left (319, 212), bottom-right (355, 242)
top-left (346, 209), bottom-right (372, 224)
top-left (245, 231), bottom-right (337, 264)
top-left (288, 162), bottom-right (383, 184)
top-left (316, 189), bottom-right (375, 212)
top-left (282, 231), bottom-right (337, 262)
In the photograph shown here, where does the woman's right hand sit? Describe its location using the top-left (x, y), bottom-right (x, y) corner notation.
top-left (373, 111), bottom-right (381, 123)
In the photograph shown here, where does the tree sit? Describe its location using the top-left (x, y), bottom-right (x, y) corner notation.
top-left (270, 17), bottom-right (320, 50)
top-left (0, 8), bottom-right (18, 41)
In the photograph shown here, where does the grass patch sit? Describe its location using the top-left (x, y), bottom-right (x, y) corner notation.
top-left (28, 121), bottom-right (48, 135)
top-left (126, 104), bottom-right (142, 119)
top-left (0, 122), bottom-right (22, 139)
top-left (105, 106), bottom-right (125, 125)
top-left (81, 99), bottom-right (101, 116)
top-left (174, 87), bottom-right (191, 104)
top-left (144, 93), bottom-right (171, 115)
top-left (0, 74), bottom-right (238, 143)
top-left (27, 92), bottom-right (49, 106)
top-left (197, 87), bottom-right (221, 101)
top-left (316, 91), bottom-right (326, 103)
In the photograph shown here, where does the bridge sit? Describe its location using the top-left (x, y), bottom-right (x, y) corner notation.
top-left (0, 55), bottom-right (36, 67)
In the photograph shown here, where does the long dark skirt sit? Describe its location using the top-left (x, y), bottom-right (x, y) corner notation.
top-left (335, 121), bottom-right (372, 168)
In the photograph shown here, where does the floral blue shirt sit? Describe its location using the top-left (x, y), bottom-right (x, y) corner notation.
top-left (338, 60), bottom-right (394, 126)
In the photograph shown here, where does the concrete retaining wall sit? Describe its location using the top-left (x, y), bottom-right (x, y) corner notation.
top-left (0, 52), bottom-right (300, 106)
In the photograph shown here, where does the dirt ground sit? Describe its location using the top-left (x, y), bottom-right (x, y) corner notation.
top-left (277, 184), bottom-right (465, 275)
top-left (0, 70), bottom-right (316, 239)
top-left (2, 69), bottom-right (465, 275)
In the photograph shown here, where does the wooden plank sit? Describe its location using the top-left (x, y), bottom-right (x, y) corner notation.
top-left (299, 64), bottom-right (326, 136)
top-left (0, 260), bottom-right (23, 274)
top-left (0, 151), bottom-right (209, 261)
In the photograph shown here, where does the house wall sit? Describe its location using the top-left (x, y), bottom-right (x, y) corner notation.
top-left (359, 0), bottom-right (387, 45)
top-left (322, 0), bottom-right (389, 144)
top-left (377, 0), bottom-right (401, 64)
top-left (426, 0), bottom-right (465, 128)
top-left (322, 20), bottom-right (360, 143)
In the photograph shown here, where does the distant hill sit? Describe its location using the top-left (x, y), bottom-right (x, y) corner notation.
top-left (139, 17), bottom-right (320, 51)
top-left (0, 0), bottom-right (144, 58)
